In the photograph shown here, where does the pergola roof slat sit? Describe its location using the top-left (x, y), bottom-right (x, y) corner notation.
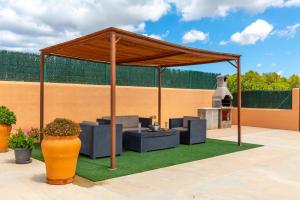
top-left (41, 27), bottom-right (240, 67)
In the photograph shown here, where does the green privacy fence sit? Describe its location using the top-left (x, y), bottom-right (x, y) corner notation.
top-left (0, 50), bottom-right (219, 89)
top-left (0, 51), bottom-right (294, 109)
top-left (232, 90), bottom-right (292, 109)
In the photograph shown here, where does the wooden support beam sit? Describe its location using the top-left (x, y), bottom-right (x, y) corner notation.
top-left (237, 57), bottom-right (242, 146)
top-left (48, 53), bottom-right (109, 64)
top-left (227, 60), bottom-right (238, 69)
top-left (40, 52), bottom-right (45, 140)
top-left (48, 53), bottom-right (157, 68)
top-left (117, 51), bottom-right (184, 64)
top-left (158, 67), bottom-right (162, 126)
top-left (162, 58), bottom-right (232, 67)
top-left (115, 37), bottom-right (121, 44)
top-left (110, 32), bottom-right (117, 169)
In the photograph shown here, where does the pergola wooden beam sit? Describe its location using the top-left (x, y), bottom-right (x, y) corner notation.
top-left (117, 51), bottom-right (185, 64)
top-left (110, 31), bottom-right (117, 169)
top-left (47, 53), bottom-right (109, 64)
top-left (40, 52), bottom-right (44, 140)
top-left (162, 58), bottom-right (234, 67)
top-left (157, 67), bottom-right (162, 126)
top-left (237, 57), bottom-right (242, 146)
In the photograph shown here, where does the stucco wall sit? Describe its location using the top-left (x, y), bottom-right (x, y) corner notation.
top-left (1, 81), bottom-right (299, 131)
top-left (232, 88), bottom-right (299, 131)
top-left (0, 81), bottom-right (214, 130)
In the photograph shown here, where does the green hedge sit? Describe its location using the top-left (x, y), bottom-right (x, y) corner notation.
top-left (232, 90), bottom-right (292, 109)
top-left (0, 50), bottom-right (218, 89)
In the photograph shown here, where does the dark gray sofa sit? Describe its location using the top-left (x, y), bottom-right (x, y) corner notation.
top-left (169, 116), bottom-right (206, 145)
top-left (79, 122), bottom-right (122, 159)
top-left (97, 115), bottom-right (152, 132)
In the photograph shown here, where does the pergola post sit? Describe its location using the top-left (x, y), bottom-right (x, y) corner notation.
top-left (110, 32), bottom-right (117, 169)
top-left (237, 57), bottom-right (242, 146)
top-left (157, 67), bottom-right (162, 126)
top-left (40, 52), bottom-right (45, 140)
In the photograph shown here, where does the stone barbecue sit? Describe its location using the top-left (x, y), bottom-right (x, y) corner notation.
top-left (198, 75), bottom-right (233, 129)
top-left (212, 75), bottom-right (233, 128)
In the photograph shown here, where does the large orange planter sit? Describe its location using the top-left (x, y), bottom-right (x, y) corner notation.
top-left (0, 124), bottom-right (11, 152)
top-left (41, 135), bottom-right (81, 185)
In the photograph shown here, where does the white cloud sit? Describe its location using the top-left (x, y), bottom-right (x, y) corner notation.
top-left (0, 0), bottom-right (170, 52)
top-left (277, 70), bottom-right (283, 75)
top-left (143, 30), bottom-right (170, 40)
top-left (182, 29), bottom-right (209, 43)
top-left (143, 34), bottom-right (162, 40)
top-left (285, 0), bottom-right (300, 7)
top-left (119, 23), bottom-right (146, 33)
top-left (256, 63), bottom-right (262, 67)
top-left (219, 40), bottom-right (229, 45)
top-left (271, 63), bottom-right (277, 67)
top-left (169, 0), bottom-right (300, 21)
top-left (272, 23), bottom-right (300, 38)
top-left (230, 19), bottom-right (273, 45)
top-left (1, 0), bottom-right (300, 51)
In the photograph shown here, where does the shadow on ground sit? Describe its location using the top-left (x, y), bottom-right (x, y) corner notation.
top-left (3, 159), bottom-right (15, 164)
top-left (31, 173), bottom-right (47, 183)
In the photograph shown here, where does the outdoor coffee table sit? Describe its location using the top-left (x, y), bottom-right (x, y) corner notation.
top-left (123, 129), bottom-right (180, 152)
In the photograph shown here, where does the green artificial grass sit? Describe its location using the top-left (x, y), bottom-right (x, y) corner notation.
top-left (32, 139), bottom-right (262, 182)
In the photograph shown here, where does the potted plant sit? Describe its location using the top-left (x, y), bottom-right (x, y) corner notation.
top-left (8, 128), bottom-right (39, 164)
top-left (0, 106), bottom-right (16, 152)
top-left (42, 118), bottom-right (81, 185)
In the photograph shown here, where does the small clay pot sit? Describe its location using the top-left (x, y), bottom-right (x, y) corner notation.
top-left (14, 148), bottom-right (32, 164)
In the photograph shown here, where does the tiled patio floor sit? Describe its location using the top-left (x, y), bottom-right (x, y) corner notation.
top-left (1, 126), bottom-right (300, 200)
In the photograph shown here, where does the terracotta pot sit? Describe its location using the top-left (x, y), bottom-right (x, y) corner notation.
top-left (41, 135), bottom-right (81, 185)
top-left (0, 124), bottom-right (12, 152)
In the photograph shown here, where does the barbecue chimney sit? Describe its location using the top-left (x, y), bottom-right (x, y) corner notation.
top-left (212, 75), bottom-right (233, 108)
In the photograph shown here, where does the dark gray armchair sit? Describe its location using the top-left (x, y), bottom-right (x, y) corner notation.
top-left (169, 116), bottom-right (206, 145)
top-left (79, 122), bottom-right (122, 159)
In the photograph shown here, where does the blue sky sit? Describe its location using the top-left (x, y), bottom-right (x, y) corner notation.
top-left (0, 0), bottom-right (299, 77)
top-left (145, 6), bottom-right (300, 76)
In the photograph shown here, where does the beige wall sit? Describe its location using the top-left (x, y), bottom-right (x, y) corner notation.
top-left (1, 81), bottom-right (299, 131)
top-left (232, 88), bottom-right (299, 131)
top-left (0, 81), bottom-right (214, 130)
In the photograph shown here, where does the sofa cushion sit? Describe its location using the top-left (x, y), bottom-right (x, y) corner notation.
top-left (172, 127), bottom-right (188, 132)
top-left (102, 115), bottom-right (139, 128)
top-left (81, 121), bottom-right (99, 126)
top-left (183, 116), bottom-right (199, 128)
top-left (123, 127), bottom-right (149, 132)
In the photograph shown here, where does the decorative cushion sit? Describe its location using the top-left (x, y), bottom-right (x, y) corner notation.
top-left (172, 127), bottom-right (188, 132)
top-left (102, 115), bottom-right (139, 128)
top-left (121, 115), bottom-right (139, 128)
top-left (81, 121), bottom-right (99, 126)
top-left (183, 116), bottom-right (199, 128)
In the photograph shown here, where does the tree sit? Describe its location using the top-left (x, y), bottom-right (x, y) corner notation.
top-left (263, 72), bottom-right (285, 84)
top-left (288, 74), bottom-right (300, 88)
top-left (227, 70), bottom-right (297, 93)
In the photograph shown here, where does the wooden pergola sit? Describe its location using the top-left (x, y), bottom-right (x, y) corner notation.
top-left (40, 27), bottom-right (242, 169)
